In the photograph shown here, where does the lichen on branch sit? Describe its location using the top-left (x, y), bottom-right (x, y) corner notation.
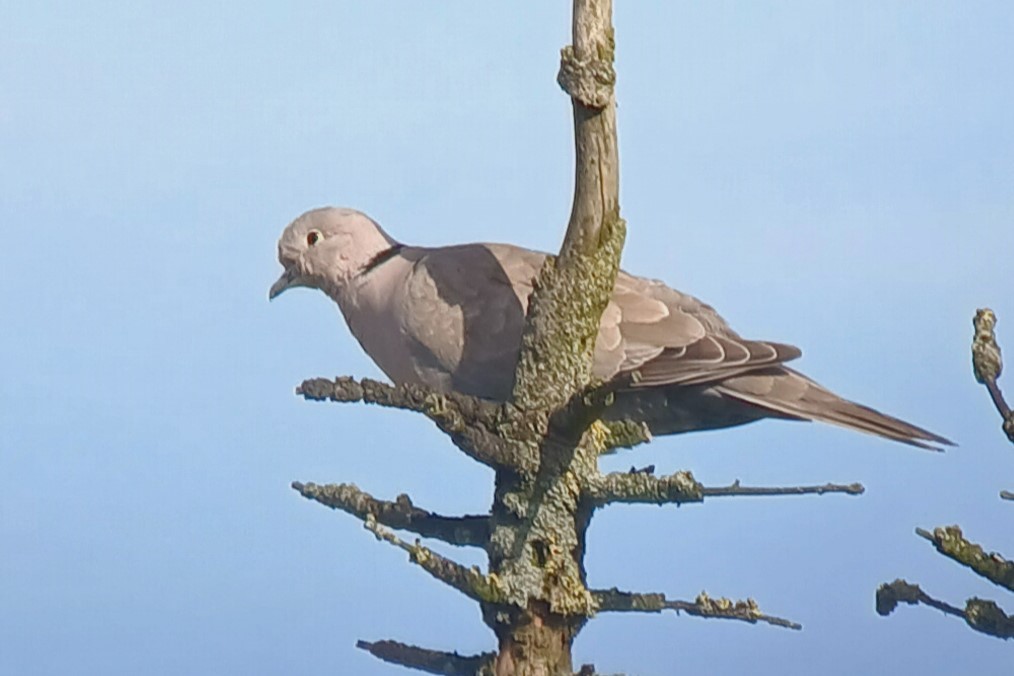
top-left (916, 525), bottom-right (1014, 592)
top-left (364, 516), bottom-right (506, 604)
top-left (510, 213), bottom-right (626, 414)
top-left (584, 469), bottom-right (703, 505)
top-left (877, 579), bottom-right (1014, 640)
top-left (292, 481), bottom-right (489, 548)
top-left (592, 587), bottom-right (801, 630)
top-left (971, 308), bottom-right (1014, 443)
top-left (583, 472), bottom-right (863, 506)
top-left (297, 376), bottom-right (535, 472)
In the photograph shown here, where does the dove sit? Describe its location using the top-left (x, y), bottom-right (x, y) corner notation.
top-left (270, 207), bottom-right (952, 450)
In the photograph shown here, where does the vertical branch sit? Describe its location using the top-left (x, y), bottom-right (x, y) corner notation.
top-left (561, 0), bottom-right (620, 260)
top-left (488, 3), bottom-right (623, 675)
top-left (511, 0), bottom-right (623, 412)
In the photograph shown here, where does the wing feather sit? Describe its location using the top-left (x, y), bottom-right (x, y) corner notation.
top-left (594, 271), bottom-right (801, 387)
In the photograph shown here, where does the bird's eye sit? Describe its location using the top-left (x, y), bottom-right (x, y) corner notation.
top-left (306, 230), bottom-right (322, 246)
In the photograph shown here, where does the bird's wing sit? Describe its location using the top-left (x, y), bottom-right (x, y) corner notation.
top-left (594, 272), bottom-right (802, 387)
top-left (402, 245), bottom-right (800, 396)
top-left (399, 243), bottom-right (543, 400)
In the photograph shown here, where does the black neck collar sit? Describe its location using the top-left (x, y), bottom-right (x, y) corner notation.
top-left (361, 243), bottom-right (404, 274)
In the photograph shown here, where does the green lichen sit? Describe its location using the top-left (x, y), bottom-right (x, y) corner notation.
top-left (965, 597), bottom-right (1014, 639)
top-left (927, 526), bottom-right (1014, 592)
top-left (586, 469), bottom-right (703, 505)
top-left (972, 308), bottom-right (1002, 383)
top-left (599, 419), bottom-right (652, 453)
top-left (470, 570), bottom-right (507, 604)
top-left (695, 592), bottom-right (762, 620)
top-left (512, 213), bottom-right (626, 412)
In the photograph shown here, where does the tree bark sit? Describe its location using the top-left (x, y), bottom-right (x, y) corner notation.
top-left (490, 1), bottom-right (621, 674)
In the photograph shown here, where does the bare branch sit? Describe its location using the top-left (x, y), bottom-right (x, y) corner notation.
top-left (702, 479), bottom-right (865, 498)
top-left (916, 526), bottom-right (1014, 592)
top-left (356, 639), bottom-right (494, 676)
top-left (971, 308), bottom-right (1014, 443)
top-left (877, 579), bottom-right (1014, 640)
top-left (297, 377), bottom-right (535, 472)
top-left (593, 588), bottom-right (801, 630)
top-left (584, 471), bottom-right (863, 506)
top-left (363, 516), bottom-right (505, 605)
top-left (292, 482), bottom-right (489, 548)
top-left (558, 0), bottom-right (619, 256)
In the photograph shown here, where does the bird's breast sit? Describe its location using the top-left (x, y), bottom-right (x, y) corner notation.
top-left (339, 258), bottom-right (443, 390)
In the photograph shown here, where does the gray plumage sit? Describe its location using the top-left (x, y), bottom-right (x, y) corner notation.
top-left (270, 207), bottom-right (952, 450)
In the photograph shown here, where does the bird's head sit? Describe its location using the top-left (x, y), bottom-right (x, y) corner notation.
top-left (269, 207), bottom-right (398, 300)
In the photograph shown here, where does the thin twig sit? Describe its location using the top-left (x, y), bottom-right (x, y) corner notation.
top-left (702, 480), bottom-right (865, 498)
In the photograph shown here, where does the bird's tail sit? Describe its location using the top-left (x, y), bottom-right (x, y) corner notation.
top-left (714, 367), bottom-right (954, 451)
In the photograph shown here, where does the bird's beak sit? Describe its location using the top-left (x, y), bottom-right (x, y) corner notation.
top-left (268, 266), bottom-right (305, 300)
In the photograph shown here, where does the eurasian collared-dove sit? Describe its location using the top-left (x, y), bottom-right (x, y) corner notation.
top-left (270, 207), bottom-right (952, 450)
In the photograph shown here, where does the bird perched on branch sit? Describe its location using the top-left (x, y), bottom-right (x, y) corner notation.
top-left (270, 207), bottom-right (952, 450)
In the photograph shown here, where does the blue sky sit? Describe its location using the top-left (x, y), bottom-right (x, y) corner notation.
top-left (2, 2), bottom-right (1012, 674)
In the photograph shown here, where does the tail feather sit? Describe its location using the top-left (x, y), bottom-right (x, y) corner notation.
top-left (715, 367), bottom-right (954, 451)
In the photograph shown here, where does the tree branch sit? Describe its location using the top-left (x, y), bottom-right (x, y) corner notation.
top-left (593, 588), bottom-right (801, 630)
top-left (292, 481), bottom-right (489, 548)
top-left (297, 376), bottom-right (535, 472)
top-left (876, 579), bottom-right (1014, 640)
top-left (972, 308), bottom-right (1014, 443)
top-left (511, 0), bottom-right (623, 413)
top-left (916, 526), bottom-right (1014, 592)
top-left (363, 516), bottom-right (505, 604)
top-left (702, 479), bottom-right (865, 498)
top-left (584, 471), bottom-right (863, 506)
top-left (584, 469), bottom-right (702, 505)
top-left (547, 378), bottom-right (653, 454)
top-left (356, 639), bottom-right (494, 676)
top-left (876, 579), bottom-right (966, 618)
